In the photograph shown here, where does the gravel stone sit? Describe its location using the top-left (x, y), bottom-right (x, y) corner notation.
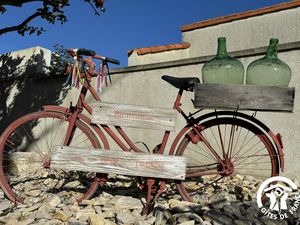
top-left (1, 173), bottom-right (299, 225)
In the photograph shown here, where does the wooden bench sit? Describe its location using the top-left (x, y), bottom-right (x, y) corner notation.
top-left (194, 83), bottom-right (295, 112)
top-left (91, 101), bottom-right (177, 131)
top-left (50, 146), bottom-right (186, 180)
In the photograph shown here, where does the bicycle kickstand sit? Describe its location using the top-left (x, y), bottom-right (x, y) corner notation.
top-left (141, 179), bottom-right (166, 215)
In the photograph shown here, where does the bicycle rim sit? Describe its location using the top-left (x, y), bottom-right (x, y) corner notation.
top-left (0, 111), bottom-right (101, 204)
top-left (175, 116), bottom-right (278, 203)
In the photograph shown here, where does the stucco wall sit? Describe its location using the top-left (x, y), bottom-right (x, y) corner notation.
top-left (182, 7), bottom-right (300, 58)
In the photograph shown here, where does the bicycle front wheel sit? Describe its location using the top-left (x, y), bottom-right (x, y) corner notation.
top-left (0, 111), bottom-right (101, 204)
top-left (175, 115), bottom-right (279, 203)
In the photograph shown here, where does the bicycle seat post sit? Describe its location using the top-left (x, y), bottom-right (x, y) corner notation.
top-left (173, 89), bottom-right (184, 110)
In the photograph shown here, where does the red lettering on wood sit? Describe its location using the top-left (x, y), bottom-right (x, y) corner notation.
top-left (136, 160), bottom-right (163, 170)
top-left (114, 110), bottom-right (154, 121)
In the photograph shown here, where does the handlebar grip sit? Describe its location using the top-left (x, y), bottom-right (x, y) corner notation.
top-left (77, 48), bottom-right (96, 57)
top-left (105, 57), bottom-right (120, 65)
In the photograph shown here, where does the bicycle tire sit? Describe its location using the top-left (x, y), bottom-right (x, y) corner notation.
top-left (0, 110), bottom-right (102, 204)
top-left (174, 114), bottom-right (279, 203)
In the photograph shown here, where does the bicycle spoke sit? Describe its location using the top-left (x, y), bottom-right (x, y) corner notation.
top-left (217, 123), bottom-right (225, 155)
top-left (186, 145), bottom-right (216, 162)
top-left (234, 153), bottom-right (271, 160)
top-left (227, 124), bottom-right (236, 159)
top-left (42, 117), bottom-right (51, 155)
top-left (231, 129), bottom-right (251, 158)
top-left (234, 155), bottom-right (270, 170)
top-left (17, 125), bottom-right (46, 160)
top-left (4, 138), bottom-right (19, 150)
top-left (233, 145), bottom-right (265, 164)
top-left (199, 134), bottom-right (223, 163)
top-left (232, 133), bottom-right (257, 160)
top-left (201, 129), bottom-right (223, 160)
top-left (70, 130), bottom-right (92, 147)
top-left (50, 118), bottom-right (54, 148)
top-left (209, 127), bottom-right (222, 153)
top-left (50, 118), bottom-right (64, 148)
top-left (223, 124), bottom-right (227, 156)
top-left (231, 126), bottom-right (243, 159)
top-left (27, 120), bottom-right (48, 157)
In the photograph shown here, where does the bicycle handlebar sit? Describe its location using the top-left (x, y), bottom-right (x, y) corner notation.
top-left (69, 48), bottom-right (120, 65)
top-left (77, 48), bottom-right (96, 57)
top-left (105, 57), bottom-right (120, 65)
top-left (67, 48), bottom-right (120, 80)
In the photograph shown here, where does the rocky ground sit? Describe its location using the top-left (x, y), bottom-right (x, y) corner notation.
top-left (0, 174), bottom-right (299, 225)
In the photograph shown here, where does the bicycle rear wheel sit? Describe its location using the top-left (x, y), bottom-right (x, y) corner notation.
top-left (175, 114), bottom-right (279, 203)
top-left (0, 111), bottom-right (101, 204)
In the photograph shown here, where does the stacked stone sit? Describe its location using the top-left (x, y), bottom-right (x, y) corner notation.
top-left (0, 175), bottom-right (299, 225)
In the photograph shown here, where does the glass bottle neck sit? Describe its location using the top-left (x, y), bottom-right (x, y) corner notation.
top-left (266, 38), bottom-right (278, 59)
top-left (216, 38), bottom-right (228, 58)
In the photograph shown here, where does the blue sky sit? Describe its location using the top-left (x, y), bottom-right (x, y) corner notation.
top-left (0, 0), bottom-right (291, 67)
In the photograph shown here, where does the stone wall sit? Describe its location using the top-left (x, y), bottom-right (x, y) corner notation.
top-left (0, 46), bottom-right (67, 133)
top-left (0, 46), bottom-right (51, 80)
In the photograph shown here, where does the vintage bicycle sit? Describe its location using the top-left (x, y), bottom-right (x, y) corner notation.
top-left (0, 48), bottom-right (284, 212)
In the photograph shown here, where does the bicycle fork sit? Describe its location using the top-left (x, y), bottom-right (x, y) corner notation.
top-left (63, 105), bottom-right (80, 146)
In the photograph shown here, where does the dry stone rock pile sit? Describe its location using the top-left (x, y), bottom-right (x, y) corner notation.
top-left (0, 174), bottom-right (299, 225)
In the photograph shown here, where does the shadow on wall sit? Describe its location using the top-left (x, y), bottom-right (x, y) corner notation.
top-left (0, 48), bottom-right (69, 133)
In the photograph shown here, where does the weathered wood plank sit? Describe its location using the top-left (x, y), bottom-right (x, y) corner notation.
top-left (50, 146), bottom-right (186, 180)
top-left (91, 102), bottom-right (177, 131)
top-left (194, 83), bottom-right (295, 112)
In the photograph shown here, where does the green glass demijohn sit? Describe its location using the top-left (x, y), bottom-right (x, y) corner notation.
top-left (202, 37), bottom-right (244, 84)
top-left (246, 38), bottom-right (291, 86)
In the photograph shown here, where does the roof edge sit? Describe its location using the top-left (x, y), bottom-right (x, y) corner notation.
top-left (114, 41), bottom-right (300, 75)
top-left (128, 42), bottom-right (191, 57)
top-left (181, 0), bottom-right (300, 32)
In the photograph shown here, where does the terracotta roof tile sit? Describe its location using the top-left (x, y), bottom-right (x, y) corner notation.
top-left (181, 0), bottom-right (300, 32)
top-left (128, 42), bottom-right (191, 56)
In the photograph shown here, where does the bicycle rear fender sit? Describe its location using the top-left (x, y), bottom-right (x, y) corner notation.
top-left (42, 105), bottom-right (110, 150)
top-left (170, 111), bottom-right (284, 173)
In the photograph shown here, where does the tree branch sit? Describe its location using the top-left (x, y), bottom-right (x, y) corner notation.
top-left (0, 11), bottom-right (42, 35)
top-left (0, 0), bottom-right (44, 7)
top-left (0, 0), bottom-right (103, 36)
